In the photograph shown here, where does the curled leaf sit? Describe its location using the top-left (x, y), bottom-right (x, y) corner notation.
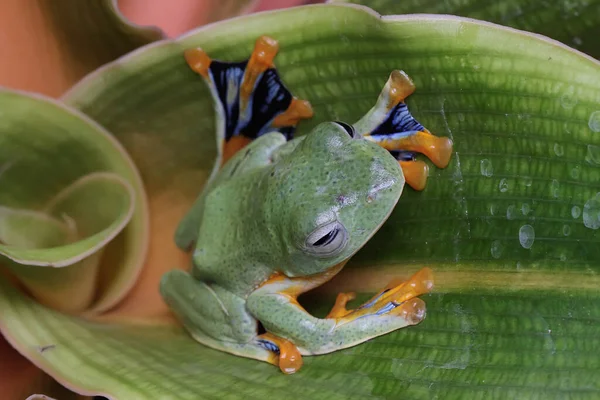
top-left (0, 90), bottom-right (148, 314)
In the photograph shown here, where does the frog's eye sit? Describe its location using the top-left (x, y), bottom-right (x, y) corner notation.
top-left (333, 121), bottom-right (355, 138)
top-left (305, 221), bottom-right (348, 257)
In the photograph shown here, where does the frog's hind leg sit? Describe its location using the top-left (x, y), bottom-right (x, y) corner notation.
top-left (354, 70), bottom-right (453, 191)
top-left (160, 270), bottom-right (275, 362)
top-left (160, 270), bottom-right (287, 368)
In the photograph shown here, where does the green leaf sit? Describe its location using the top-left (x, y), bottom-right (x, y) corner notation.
top-left (330, 0), bottom-right (600, 59)
top-left (0, 90), bottom-right (148, 314)
top-left (2, 278), bottom-right (600, 399)
top-left (2, 3), bottom-right (599, 397)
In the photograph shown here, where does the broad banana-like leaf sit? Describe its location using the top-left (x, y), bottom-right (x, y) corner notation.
top-left (0, 90), bottom-right (147, 314)
top-left (331, 0), bottom-right (600, 60)
top-left (1, 3), bottom-right (600, 399)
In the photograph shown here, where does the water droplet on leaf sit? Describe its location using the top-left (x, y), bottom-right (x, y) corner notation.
top-left (586, 145), bottom-right (600, 164)
top-left (519, 225), bottom-right (535, 249)
top-left (491, 240), bottom-right (503, 259)
top-left (560, 85), bottom-right (577, 109)
top-left (553, 143), bottom-right (564, 157)
top-left (583, 193), bottom-right (600, 230)
top-left (480, 159), bottom-right (493, 177)
top-left (506, 205), bottom-right (516, 220)
top-left (571, 166), bottom-right (580, 179)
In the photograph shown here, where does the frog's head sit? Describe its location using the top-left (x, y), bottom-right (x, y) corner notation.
top-left (265, 121), bottom-right (405, 277)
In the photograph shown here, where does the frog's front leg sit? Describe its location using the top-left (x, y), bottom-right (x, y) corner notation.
top-left (354, 70), bottom-right (454, 191)
top-left (247, 267), bottom-right (433, 363)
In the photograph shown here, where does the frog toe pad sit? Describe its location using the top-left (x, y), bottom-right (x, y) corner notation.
top-left (399, 160), bottom-right (429, 191)
top-left (392, 297), bottom-right (427, 325)
top-left (387, 69), bottom-right (416, 108)
top-left (184, 48), bottom-right (212, 78)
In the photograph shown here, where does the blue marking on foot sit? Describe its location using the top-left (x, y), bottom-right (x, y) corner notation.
top-left (370, 103), bottom-right (426, 137)
top-left (358, 289), bottom-right (390, 310)
top-left (366, 102), bottom-right (429, 163)
top-left (392, 151), bottom-right (417, 162)
top-left (206, 60), bottom-right (297, 142)
top-left (375, 301), bottom-right (397, 316)
top-left (257, 339), bottom-right (280, 354)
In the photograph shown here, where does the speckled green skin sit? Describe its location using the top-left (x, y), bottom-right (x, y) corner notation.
top-left (160, 122), bottom-right (411, 360)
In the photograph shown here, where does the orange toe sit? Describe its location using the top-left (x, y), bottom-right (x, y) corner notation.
top-left (326, 292), bottom-right (356, 319)
top-left (399, 160), bottom-right (429, 191)
top-left (258, 332), bottom-right (303, 375)
top-left (184, 48), bottom-right (212, 78)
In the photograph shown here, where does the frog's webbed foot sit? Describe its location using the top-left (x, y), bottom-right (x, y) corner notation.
top-left (354, 70), bottom-right (453, 191)
top-left (184, 35), bottom-right (313, 165)
top-left (328, 267), bottom-right (434, 326)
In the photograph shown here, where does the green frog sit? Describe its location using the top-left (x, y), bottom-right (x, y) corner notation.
top-left (160, 36), bottom-right (453, 374)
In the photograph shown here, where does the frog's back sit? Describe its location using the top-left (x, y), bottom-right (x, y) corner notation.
top-left (174, 132), bottom-right (288, 251)
top-left (191, 167), bottom-right (278, 294)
